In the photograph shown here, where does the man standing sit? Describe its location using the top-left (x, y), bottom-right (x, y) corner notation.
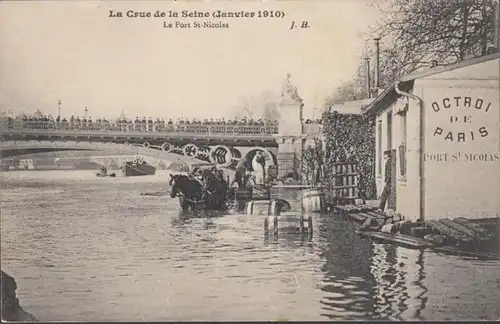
top-left (232, 157), bottom-right (249, 188)
top-left (379, 150), bottom-right (392, 212)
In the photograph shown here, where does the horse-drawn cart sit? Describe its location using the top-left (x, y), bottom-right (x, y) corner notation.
top-left (169, 164), bottom-right (229, 211)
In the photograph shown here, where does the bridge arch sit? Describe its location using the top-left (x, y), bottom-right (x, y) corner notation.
top-left (243, 147), bottom-right (277, 166)
top-left (0, 140), bottom-right (209, 166)
top-left (0, 140), bottom-right (240, 179)
top-left (208, 145), bottom-right (243, 168)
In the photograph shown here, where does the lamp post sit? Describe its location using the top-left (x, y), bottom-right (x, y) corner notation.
top-left (58, 100), bottom-right (61, 119)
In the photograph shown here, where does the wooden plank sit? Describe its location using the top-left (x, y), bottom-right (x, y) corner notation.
top-left (357, 212), bottom-right (377, 220)
top-left (356, 231), bottom-right (434, 248)
top-left (347, 213), bottom-right (367, 222)
top-left (334, 205), bottom-right (350, 211)
top-left (352, 206), bottom-right (366, 213)
top-left (453, 217), bottom-right (490, 236)
top-left (358, 231), bottom-right (431, 245)
top-left (342, 205), bottom-right (360, 213)
top-left (439, 219), bottom-right (481, 241)
top-left (334, 206), bottom-right (351, 214)
top-left (369, 210), bottom-right (387, 217)
top-left (426, 220), bottom-right (474, 243)
top-left (350, 206), bottom-right (365, 213)
top-left (354, 206), bottom-right (377, 213)
top-left (366, 211), bottom-right (387, 219)
top-left (433, 246), bottom-right (500, 260)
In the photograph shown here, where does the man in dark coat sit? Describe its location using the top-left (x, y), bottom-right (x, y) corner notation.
top-left (379, 150), bottom-right (392, 212)
top-left (232, 157), bottom-right (250, 188)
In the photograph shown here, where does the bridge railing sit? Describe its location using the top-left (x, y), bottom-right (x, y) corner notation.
top-left (0, 118), bottom-right (279, 136)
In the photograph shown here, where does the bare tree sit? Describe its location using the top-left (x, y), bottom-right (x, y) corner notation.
top-left (301, 138), bottom-right (325, 186)
top-left (372, 0), bottom-right (497, 76)
top-left (325, 0), bottom-right (497, 108)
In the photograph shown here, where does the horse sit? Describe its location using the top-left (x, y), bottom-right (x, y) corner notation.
top-left (169, 171), bottom-right (228, 211)
top-left (202, 169), bottom-right (228, 210)
top-left (169, 174), bottom-right (204, 211)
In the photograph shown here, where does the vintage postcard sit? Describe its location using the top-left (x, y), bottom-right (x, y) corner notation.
top-left (1, 0), bottom-right (499, 322)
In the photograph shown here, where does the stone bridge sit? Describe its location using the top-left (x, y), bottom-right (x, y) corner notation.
top-left (0, 140), bottom-right (278, 173)
top-left (1, 87), bottom-right (323, 178)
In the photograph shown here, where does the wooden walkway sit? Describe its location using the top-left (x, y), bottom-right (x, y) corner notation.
top-left (432, 246), bottom-right (500, 260)
top-left (334, 203), bottom-right (499, 259)
top-left (334, 205), bottom-right (389, 223)
top-left (357, 231), bottom-right (434, 249)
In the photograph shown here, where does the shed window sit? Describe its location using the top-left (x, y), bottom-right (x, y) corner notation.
top-left (399, 110), bottom-right (407, 179)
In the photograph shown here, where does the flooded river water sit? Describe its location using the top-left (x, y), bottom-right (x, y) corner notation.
top-left (1, 170), bottom-right (499, 321)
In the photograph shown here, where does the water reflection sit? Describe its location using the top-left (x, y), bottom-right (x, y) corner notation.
top-left (414, 252), bottom-right (428, 320)
top-left (317, 214), bottom-right (376, 320)
top-left (264, 231), bottom-right (314, 249)
top-left (370, 244), bottom-right (428, 321)
top-left (171, 210), bottom-right (226, 227)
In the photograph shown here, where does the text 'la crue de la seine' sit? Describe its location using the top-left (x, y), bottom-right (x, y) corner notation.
top-left (108, 10), bottom-right (310, 29)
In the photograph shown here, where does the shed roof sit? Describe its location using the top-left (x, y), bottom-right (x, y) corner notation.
top-left (362, 52), bottom-right (499, 116)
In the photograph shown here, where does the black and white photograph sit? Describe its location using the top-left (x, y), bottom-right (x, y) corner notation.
top-left (1, 0), bottom-right (499, 322)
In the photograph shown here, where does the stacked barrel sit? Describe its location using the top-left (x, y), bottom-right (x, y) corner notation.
top-left (240, 187), bottom-right (313, 236)
top-left (252, 184), bottom-right (271, 200)
top-left (245, 200), bottom-right (280, 215)
top-left (243, 185), bottom-right (276, 215)
top-left (231, 187), bottom-right (253, 211)
top-left (264, 212), bottom-right (313, 236)
top-left (301, 187), bottom-right (326, 213)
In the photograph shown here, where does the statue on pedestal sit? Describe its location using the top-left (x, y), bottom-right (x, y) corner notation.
top-left (231, 153), bottom-right (268, 188)
top-left (250, 152), bottom-right (266, 185)
top-left (281, 73), bottom-right (302, 103)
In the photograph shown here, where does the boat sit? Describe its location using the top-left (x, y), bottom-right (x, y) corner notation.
top-left (96, 166), bottom-right (116, 177)
top-left (121, 156), bottom-right (156, 177)
top-left (19, 159), bottom-right (35, 170)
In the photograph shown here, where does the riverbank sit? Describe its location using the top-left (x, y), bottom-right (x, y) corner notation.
top-left (1, 271), bottom-right (37, 322)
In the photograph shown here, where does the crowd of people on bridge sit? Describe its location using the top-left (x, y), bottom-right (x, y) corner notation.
top-left (2, 112), bottom-right (283, 134)
top-left (1, 109), bottom-right (323, 134)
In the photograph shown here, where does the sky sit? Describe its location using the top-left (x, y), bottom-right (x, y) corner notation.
top-left (0, 0), bottom-right (382, 120)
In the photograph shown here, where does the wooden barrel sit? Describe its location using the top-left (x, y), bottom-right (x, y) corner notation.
top-left (230, 199), bottom-right (247, 213)
top-left (245, 200), bottom-right (280, 216)
top-left (234, 187), bottom-right (253, 201)
top-left (264, 212), bottom-right (313, 235)
top-left (252, 185), bottom-right (271, 201)
top-left (301, 188), bottom-right (325, 212)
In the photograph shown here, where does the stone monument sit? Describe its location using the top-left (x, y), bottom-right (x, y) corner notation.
top-left (275, 73), bottom-right (305, 179)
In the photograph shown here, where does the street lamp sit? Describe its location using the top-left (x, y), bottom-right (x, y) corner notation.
top-left (58, 100), bottom-right (61, 118)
